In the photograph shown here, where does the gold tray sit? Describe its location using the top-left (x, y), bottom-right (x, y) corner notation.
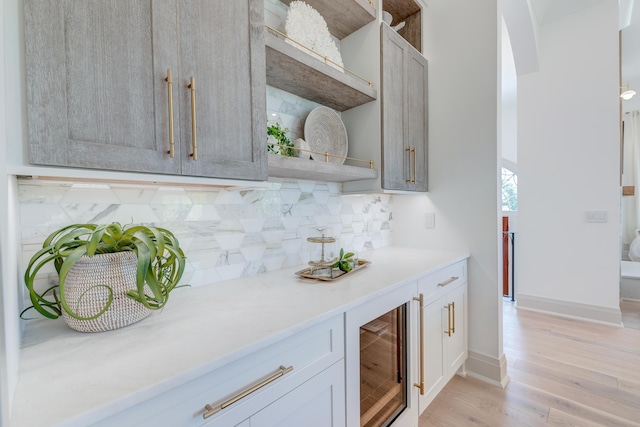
top-left (295, 259), bottom-right (371, 282)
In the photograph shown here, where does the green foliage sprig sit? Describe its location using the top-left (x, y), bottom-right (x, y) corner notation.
top-left (22, 222), bottom-right (186, 321)
top-left (267, 123), bottom-right (295, 157)
top-left (333, 248), bottom-right (356, 272)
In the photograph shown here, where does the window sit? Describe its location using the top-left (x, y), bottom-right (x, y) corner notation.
top-left (502, 166), bottom-right (517, 211)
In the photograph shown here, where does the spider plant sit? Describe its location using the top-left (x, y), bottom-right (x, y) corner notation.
top-left (22, 222), bottom-right (186, 320)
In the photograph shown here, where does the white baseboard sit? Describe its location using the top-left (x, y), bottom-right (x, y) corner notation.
top-left (516, 294), bottom-right (622, 326)
top-left (465, 350), bottom-right (510, 388)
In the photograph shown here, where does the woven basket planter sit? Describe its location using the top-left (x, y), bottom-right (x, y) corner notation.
top-left (61, 251), bottom-right (151, 333)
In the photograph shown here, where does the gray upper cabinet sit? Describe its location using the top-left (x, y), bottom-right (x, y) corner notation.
top-left (24, 0), bottom-right (266, 181)
top-left (178, 0), bottom-right (266, 180)
top-left (381, 23), bottom-right (428, 192)
top-left (24, 0), bottom-right (181, 174)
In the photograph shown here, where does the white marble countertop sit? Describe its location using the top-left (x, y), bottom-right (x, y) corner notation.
top-left (11, 247), bottom-right (468, 427)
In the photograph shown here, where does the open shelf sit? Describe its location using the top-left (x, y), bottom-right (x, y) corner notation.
top-left (280, 0), bottom-right (376, 40)
top-left (383, 0), bottom-right (422, 53)
top-left (265, 30), bottom-right (377, 112)
top-left (268, 155), bottom-right (378, 183)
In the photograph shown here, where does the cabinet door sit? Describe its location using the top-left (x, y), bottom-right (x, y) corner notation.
top-left (380, 24), bottom-right (428, 192)
top-left (417, 274), bottom-right (467, 414)
top-left (419, 294), bottom-right (446, 413)
top-left (205, 362), bottom-right (345, 427)
top-left (381, 23), bottom-right (409, 191)
top-left (249, 361), bottom-right (345, 427)
top-left (178, 0), bottom-right (267, 181)
top-left (25, 0), bottom-right (181, 174)
top-left (406, 48), bottom-right (428, 191)
top-left (444, 284), bottom-right (467, 375)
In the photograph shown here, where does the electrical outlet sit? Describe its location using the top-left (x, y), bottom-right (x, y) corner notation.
top-left (585, 210), bottom-right (608, 223)
top-left (425, 212), bottom-right (435, 229)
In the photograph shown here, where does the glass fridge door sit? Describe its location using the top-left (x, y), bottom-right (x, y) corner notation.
top-left (359, 304), bottom-right (407, 427)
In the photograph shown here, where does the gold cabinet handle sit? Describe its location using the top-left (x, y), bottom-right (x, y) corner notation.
top-left (438, 276), bottom-right (459, 287)
top-left (202, 365), bottom-right (294, 419)
top-left (412, 147), bottom-right (417, 183)
top-left (413, 293), bottom-right (425, 395)
top-left (405, 147), bottom-right (416, 183)
top-left (165, 69), bottom-right (175, 158)
top-left (444, 303), bottom-right (452, 337)
top-left (188, 77), bottom-right (198, 160)
top-left (451, 301), bottom-right (456, 334)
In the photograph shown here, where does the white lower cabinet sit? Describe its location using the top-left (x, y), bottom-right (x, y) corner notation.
top-left (244, 360), bottom-right (345, 427)
top-left (93, 315), bottom-right (344, 427)
top-left (417, 263), bottom-right (468, 413)
top-left (444, 284), bottom-right (467, 378)
top-left (203, 361), bottom-right (345, 427)
top-left (90, 259), bottom-right (467, 427)
top-left (344, 258), bottom-right (468, 426)
top-left (421, 295), bottom-right (446, 402)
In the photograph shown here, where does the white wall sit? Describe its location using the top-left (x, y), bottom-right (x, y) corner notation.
top-left (393, 0), bottom-right (506, 385)
top-left (4, 0), bottom-right (24, 168)
top-left (502, 105), bottom-right (517, 167)
top-left (517, 0), bottom-right (622, 323)
top-left (2, 0), bottom-right (23, 422)
top-left (502, 18), bottom-right (518, 169)
top-left (0, 0), bottom-right (10, 421)
top-left (622, 113), bottom-right (637, 251)
top-left (620, 0), bottom-right (639, 115)
top-left (502, 0), bottom-right (540, 76)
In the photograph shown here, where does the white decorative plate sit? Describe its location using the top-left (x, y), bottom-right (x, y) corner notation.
top-left (304, 107), bottom-right (348, 165)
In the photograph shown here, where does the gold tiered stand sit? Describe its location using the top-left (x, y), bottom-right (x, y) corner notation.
top-left (306, 232), bottom-right (337, 276)
top-left (296, 231), bottom-right (371, 282)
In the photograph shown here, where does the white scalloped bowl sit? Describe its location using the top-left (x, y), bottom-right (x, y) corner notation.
top-left (304, 107), bottom-right (348, 165)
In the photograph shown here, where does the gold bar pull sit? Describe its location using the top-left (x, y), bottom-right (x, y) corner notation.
top-left (413, 294), bottom-right (425, 395)
top-left (412, 147), bottom-right (417, 183)
top-left (438, 276), bottom-right (459, 287)
top-left (406, 147), bottom-right (412, 183)
top-left (451, 301), bottom-right (456, 334)
top-left (202, 365), bottom-right (294, 419)
top-left (444, 303), bottom-right (452, 336)
top-left (165, 69), bottom-right (175, 158)
top-left (188, 77), bottom-right (198, 160)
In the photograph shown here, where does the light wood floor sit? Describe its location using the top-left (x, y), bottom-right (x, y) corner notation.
top-left (419, 300), bottom-right (640, 426)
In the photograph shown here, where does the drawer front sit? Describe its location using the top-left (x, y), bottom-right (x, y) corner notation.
top-left (94, 315), bottom-right (344, 427)
top-left (417, 260), bottom-right (466, 300)
top-left (208, 360), bottom-right (346, 427)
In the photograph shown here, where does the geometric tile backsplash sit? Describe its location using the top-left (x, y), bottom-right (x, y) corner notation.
top-left (18, 178), bottom-right (393, 297)
top-left (267, 85), bottom-right (324, 143)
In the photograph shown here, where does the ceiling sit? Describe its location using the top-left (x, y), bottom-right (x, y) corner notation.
top-left (504, 0), bottom-right (640, 112)
top-left (530, 0), bottom-right (607, 24)
top-left (530, 0), bottom-right (640, 83)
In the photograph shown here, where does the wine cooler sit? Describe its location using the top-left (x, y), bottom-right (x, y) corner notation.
top-left (359, 304), bottom-right (407, 427)
top-left (345, 285), bottom-right (419, 427)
